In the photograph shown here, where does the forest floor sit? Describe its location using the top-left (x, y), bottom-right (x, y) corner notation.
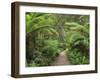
top-left (51, 51), bottom-right (70, 66)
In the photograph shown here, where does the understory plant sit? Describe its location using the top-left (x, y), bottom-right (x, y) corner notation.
top-left (66, 29), bottom-right (89, 64)
top-left (26, 12), bottom-right (90, 66)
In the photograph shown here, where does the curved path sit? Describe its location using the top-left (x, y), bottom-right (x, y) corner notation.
top-left (51, 51), bottom-right (70, 66)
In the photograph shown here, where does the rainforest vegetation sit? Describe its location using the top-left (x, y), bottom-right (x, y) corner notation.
top-left (26, 12), bottom-right (90, 67)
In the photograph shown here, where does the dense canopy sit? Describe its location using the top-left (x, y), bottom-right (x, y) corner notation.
top-left (26, 12), bottom-right (89, 67)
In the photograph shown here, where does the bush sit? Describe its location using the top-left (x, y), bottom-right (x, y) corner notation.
top-left (34, 55), bottom-right (45, 66)
top-left (67, 49), bottom-right (89, 65)
top-left (43, 39), bottom-right (60, 57)
top-left (65, 29), bottom-right (89, 65)
top-left (26, 39), bottom-right (61, 67)
top-left (42, 46), bottom-right (56, 61)
top-left (32, 50), bottom-right (42, 59)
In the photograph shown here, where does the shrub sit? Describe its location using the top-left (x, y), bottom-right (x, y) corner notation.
top-left (42, 46), bottom-right (56, 61)
top-left (66, 31), bottom-right (89, 65)
top-left (26, 39), bottom-right (61, 66)
top-left (34, 55), bottom-right (45, 66)
top-left (67, 49), bottom-right (89, 65)
top-left (43, 39), bottom-right (60, 57)
top-left (32, 50), bottom-right (42, 59)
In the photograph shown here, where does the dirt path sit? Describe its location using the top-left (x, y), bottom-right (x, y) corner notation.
top-left (51, 51), bottom-right (70, 66)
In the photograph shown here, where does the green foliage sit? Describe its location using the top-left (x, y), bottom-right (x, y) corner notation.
top-left (26, 40), bottom-right (60, 67)
top-left (26, 13), bottom-right (56, 34)
top-left (65, 21), bottom-right (89, 64)
top-left (42, 40), bottom-right (60, 58)
top-left (26, 12), bottom-right (90, 67)
top-left (67, 49), bottom-right (89, 64)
